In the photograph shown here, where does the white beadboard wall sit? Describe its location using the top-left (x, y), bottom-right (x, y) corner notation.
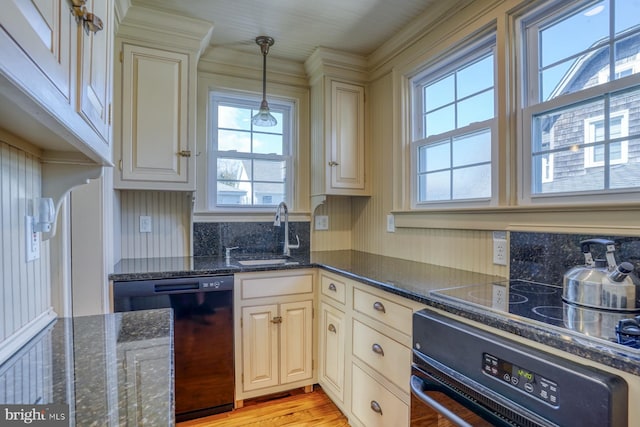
top-left (118, 190), bottom-right (192, 259)
top-left (0, 140), bottom-right (52, 357)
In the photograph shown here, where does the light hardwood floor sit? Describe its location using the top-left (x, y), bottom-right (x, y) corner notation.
top-left (177, 386), bottom-right (350, 427)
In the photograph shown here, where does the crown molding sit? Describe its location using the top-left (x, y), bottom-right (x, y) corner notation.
top-left (117, 5), bottom-right (214, 58)
top-left (304, 47), bottom-right (369, 84)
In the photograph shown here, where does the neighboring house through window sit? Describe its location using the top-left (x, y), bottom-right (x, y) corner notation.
top-left (522, 0), bottom-right (640, 200)
top-left (208, 92), bottom-right (293, 209)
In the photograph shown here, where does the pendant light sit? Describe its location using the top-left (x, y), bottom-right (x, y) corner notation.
top-left (252, 36), bottom-right (277, 127)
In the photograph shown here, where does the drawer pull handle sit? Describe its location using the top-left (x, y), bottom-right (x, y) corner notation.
top-left (371, 343), bottom-right (384, 356)
top-left (373, 301), bottom-right (386, 313)
top-left (370, 400), bottom-right (383, 415)
top-left (328, 283), bottom-right (337, 292)
top-left (328, 324), bottom-right (337, 333)
top-left (270, 316), bottom-right (282, 324)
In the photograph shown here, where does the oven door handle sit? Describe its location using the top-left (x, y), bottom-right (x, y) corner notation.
top-left (411, 374), bottom-right (514, 427)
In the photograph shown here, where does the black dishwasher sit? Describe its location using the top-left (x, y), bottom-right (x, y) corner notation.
top-left (113, 276), bottom-right (234, 422)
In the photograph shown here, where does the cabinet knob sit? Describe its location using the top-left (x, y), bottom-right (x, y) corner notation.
top-left (178, 150), bottom-right (192, 158)
top-left (328, 161), bottom-right (339, 167)
top-left (328, 324), bottom-right (337, 333)
top-left (270, 316), bottom-right (282, 324)
top-left (373, 301), bottom-right (386, 313)
top-left (370, 400), bottom-right (383, 415)
top-left (328, 283), bottom-right (337, 292)
top-left (371, 343), bottom-right (384, 356)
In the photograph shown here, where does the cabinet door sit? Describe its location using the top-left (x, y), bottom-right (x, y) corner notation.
top-left (280, 300), bottom-right (313, 385)
top-left (2, 0), bottom-right (72, 100)
top-left (77, 0), bottom-right (112, 143)
top-left (329, 80), bottom-right (366, 192)
top-left (120, 44), bottom-right (190, 185)
top-left (120, 342), bottom-right (172, 426)
top-left (319, 302), bottom-right (345, 401)
top-left (241, 304), bottom-right (279, 391)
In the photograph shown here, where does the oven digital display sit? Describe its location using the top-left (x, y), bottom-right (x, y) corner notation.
top-left (483, 353), bottom-right (559, 406)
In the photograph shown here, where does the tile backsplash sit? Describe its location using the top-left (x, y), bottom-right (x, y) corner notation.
top-left (510, 232), bottom-right (640, 285)
top-left (193, 222), bottom-right (310, 257)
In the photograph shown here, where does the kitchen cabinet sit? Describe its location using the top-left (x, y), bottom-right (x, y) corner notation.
top-left (118, 336), bottom-right (172, 426)
top-left (0, 0), bottom-right (113, 164)
top-left (113, 7), bottom-right (213, 190)
top-left (234, 270), bottom-right (316, 407)
top-left (305, 49), bottom-right (369, 206)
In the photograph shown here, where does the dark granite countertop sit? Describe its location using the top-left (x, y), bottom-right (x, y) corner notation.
top-left (109, 250), bottom-right (640, 376)
top-left (0, 309), bottom-right (174, 426)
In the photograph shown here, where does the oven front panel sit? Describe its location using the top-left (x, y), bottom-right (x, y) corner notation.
top-left (412, 309), bottom-right (628, 427)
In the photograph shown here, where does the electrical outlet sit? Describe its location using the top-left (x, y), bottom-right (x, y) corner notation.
top-left (492, 231), bottom-right (507, 266)
top-left (25, 216), bottom-right (39, 262)
top-left (315, 215), bottom-right (329, 230)
top-left (140, 215), bottom-right (152, 233)
top-left (386, 214), bottom-right (395, 233)
top-left (492, 284), bottom-right (507, 310)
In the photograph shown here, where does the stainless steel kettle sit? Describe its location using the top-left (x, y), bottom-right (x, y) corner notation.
top-left (562, 238), bottom-right (640, 312)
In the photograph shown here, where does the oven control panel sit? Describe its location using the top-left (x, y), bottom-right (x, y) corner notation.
top-left (483, 353), bottom-right (559, 406)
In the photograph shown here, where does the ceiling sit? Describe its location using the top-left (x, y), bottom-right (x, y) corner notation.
top-left (129, 0), bottom-right (444, 63)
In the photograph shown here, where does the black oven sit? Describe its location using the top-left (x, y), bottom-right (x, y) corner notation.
top-left (411, 309), bottom-right (629, 427)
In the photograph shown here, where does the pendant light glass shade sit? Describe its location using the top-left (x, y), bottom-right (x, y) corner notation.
top-left (252, 36), bottom-right (277, 127)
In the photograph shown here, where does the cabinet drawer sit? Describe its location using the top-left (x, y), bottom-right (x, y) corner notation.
top-left (320, 273), bottom-right (346, 304)
top-left (353, 288), bottom-right (413, 333)
top-left (352, 319), bottom-right (410, 392)
top-left (241, 273), bottom-right (313, 299)
top-left (351, 363), bottom-right (409, 427)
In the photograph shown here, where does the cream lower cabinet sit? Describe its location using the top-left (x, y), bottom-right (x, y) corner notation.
top-left (317, 270), bottom-right (425, 427)
top-left (234, 270), bottom-right (316, 407)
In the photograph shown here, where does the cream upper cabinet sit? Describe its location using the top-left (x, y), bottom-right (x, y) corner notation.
top-left (116, 44), bottom-right (191, 188)
top-left (0, 0), bottom-right (113, 164)
top-left (113, 7), bottom-right (213, 190)
top-left (77, 0), bottom-right (113, 144)
top-left (234, 270), bottom-right (316, 406)
top-left (306, 48), bottom-right (369, 200)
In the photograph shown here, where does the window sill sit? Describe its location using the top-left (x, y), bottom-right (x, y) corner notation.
top-left (193, 210), bottom-right (311, 223)
top-left (393, 203), bottom-right (640, 235)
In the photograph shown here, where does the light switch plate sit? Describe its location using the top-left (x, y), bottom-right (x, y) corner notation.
top-left (315, 215), bottom-right (329, 231)
top-left (386, 214), bottom-right (395, 233)
top-left (140, 215), bottom-right (152, 233)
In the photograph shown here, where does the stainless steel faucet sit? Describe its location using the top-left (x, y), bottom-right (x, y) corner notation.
top-left (274, 202), bottom-right (299, 256)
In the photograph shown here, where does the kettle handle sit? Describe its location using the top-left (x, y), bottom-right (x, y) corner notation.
top-left (580, 238), bottom-right (617, 269)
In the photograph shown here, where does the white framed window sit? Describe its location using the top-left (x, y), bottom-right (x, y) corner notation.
top-left (521, 0), bottom-right (640, 202)
top-left (410, 34), bottom-right (497, 207)
top-left (208, 92), bottom-right (294, 209)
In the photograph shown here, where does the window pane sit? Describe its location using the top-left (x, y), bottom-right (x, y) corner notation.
top-left (457, 55), bottom-right (493, 98)
top-left (615, 0), bottom-right (640, 35)
top-left (422, 140), bottom-right (450, 172)
top-left (541, 57), bottom-right (582, 101)
top-left (425, 105), bottom-right (455, 137)
top-left (425, 75), bottom-right (454, 111)
top-left (453, 164), bottom-right (491, 199)
top-left (457, 90), bottom-right (494, 128)
top-left (611, 137), bottom-right (640, 188)
top-left (452, 129), bottom-right (491, 167)
top-left (254, 132), bottom-right (284, 155)
top-left (615, 34), bottom-right (640, 80)
top-left (533, 148), bottom-right (604, 194)
top-left (218, 129), bottom-right (250, 152)
top-left (423, 171), bottom-right (450, 201)
top-left (217, 180), bottom-right (250, 205)
top-left (219, 105), bottom-right (251, 130)
top-left (254, 159), bottom-right (286, 182)
top-left (254, 183), bottom-right (284, 205)
top-left (217, 158), bottom-right (250, 180)
top-left (540, 1), bottom-right (608, 68)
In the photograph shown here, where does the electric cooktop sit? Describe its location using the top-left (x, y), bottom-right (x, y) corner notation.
top-left (431, 280), bottom-right (640, 348)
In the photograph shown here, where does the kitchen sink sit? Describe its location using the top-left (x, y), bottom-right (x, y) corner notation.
top-left (237, 258), bottom-right (298, 266)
